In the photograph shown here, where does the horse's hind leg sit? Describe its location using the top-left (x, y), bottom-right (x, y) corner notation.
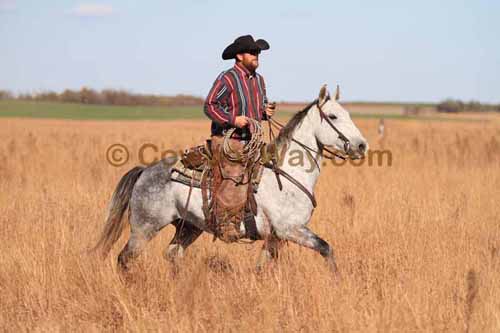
top-left (276, 226), bottom-right (338, 274)
top-left (118, 222), bottom-right (162, 271)
top-left (164, 219), bottom-right (203, 262)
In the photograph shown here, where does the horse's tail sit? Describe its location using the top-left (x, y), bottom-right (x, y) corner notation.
top-left (93, 166), bottom-right (145, 258)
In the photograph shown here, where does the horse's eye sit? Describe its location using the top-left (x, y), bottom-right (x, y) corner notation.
top-left (328, 114), bottom-right (337, 120)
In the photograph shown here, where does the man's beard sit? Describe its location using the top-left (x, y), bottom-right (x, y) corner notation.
top-left (244, 60), bottom-right (258, 72)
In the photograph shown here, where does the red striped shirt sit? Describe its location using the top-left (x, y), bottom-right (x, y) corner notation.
top-left (204, 62), bottom-right (268, 138)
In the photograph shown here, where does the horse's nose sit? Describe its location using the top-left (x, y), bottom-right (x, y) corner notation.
top-left (358, 142), bottom-right (367, 154)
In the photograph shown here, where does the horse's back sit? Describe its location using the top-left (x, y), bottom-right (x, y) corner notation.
top-left (129, 159), bottom-right (179, 228)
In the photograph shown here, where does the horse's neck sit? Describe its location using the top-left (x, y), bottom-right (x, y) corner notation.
top-left (279, 112), bottom-right (322, 191)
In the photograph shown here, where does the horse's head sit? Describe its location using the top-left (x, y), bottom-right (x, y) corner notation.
top-left (313, 85), bottom-right (368, 159)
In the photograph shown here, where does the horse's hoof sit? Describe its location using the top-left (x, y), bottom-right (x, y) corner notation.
top-left (326, 258), bottom-right (341, 281)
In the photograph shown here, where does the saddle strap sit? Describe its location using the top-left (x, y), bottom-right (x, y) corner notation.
top-left (243, 212), bottom-right (259, 240)
top-left (264, 162), bottom-right (317, 208)
top-left (200, 166), bottom-right (211, 221)
top-left (269, 159), bottom-right (283, 191)
top-left (182, 178), bottom-right (194, 222)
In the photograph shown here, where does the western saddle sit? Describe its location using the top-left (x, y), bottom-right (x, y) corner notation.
top-left (170, 120), bottom-right (275, 242)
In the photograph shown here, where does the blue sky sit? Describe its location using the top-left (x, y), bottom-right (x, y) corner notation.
top-left (1, 0), bottom-right (499, 102)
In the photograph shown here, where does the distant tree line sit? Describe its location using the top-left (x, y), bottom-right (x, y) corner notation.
top-left (0, 88), bottom-right (204, 106)
top-left (436, 99), bottom-right (500, 113)
top-left (1, 89), bottom-right (499, 111)
top-left (0, 90), bottom-right (14, 100)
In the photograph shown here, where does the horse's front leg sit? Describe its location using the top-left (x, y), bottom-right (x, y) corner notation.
top-left (256, 235), bottom-right (283, 271)
top-left (164, 219), bottom-right (203, 262)
top-left (276, 225), bottom-right (338, 274)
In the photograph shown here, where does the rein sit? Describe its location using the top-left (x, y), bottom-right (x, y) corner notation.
top-left (263, 160), bottom-right (317, 207)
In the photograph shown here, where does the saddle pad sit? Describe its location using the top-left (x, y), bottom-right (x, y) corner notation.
top-left (169, 158), bottom-right (263, 193)
top-left (171, 159), bottom-right (203, 188)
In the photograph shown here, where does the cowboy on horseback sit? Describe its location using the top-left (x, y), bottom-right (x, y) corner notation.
top-left (95, 35), bottom-right (369, 272)
top-left (203, 35), bottom-right (277, 242)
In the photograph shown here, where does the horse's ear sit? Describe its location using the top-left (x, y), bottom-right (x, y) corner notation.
top-left (319, 84), bottom-right (328, 104)
top-left (335, 84), bottom-right (340, 101)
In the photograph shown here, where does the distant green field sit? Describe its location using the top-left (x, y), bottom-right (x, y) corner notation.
top-left (0, 100), bottom-right (489, 122)
top-left (0, 100), bottom-right (204, 120)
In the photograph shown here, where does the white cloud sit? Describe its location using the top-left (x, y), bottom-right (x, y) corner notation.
top-left (70, 3), bottom-right (114, 17)
top-left (0, 0), bottom-right (16, 12)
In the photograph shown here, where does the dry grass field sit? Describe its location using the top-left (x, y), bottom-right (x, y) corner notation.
top-left (1, 114), bottom-right (499, 332)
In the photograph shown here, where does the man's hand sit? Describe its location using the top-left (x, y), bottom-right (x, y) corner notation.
top-left (234, 116), bottom-right (249, 128)
top-left (265, 102), bottom-right (277, 118)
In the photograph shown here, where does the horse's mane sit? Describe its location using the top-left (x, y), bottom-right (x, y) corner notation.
top-left (274, 99), bottom-right (318, 148)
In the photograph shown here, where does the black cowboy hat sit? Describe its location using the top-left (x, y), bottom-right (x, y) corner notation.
top-left (222, 35), bottom-right (270, 60)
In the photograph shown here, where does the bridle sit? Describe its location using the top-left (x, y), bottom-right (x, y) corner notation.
top-left (269, 95), bottom-right (352, 167)
top-left (264, 96), bottom-right (354, 208)
top-left (317, 95), bottom-right (351, 156)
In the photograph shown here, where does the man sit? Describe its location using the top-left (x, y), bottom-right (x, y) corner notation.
top-left (203, 35), bottom-right (276, 242)
top-left (205, 35), bottom-right (276, 138)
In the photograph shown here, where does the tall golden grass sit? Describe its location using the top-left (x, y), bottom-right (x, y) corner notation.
top-left (0, 116), bottom-right (499, 331)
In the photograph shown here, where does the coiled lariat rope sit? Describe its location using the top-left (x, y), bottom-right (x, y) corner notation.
top-left (222, 118), bottom-right (264, 164)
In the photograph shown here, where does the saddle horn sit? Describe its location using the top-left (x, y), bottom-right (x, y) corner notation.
top-left (335, 84), bottom-right (340, 101)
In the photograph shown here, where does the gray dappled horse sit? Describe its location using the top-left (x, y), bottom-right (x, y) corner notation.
top-left (94, 85), bottom-right (368, 272)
